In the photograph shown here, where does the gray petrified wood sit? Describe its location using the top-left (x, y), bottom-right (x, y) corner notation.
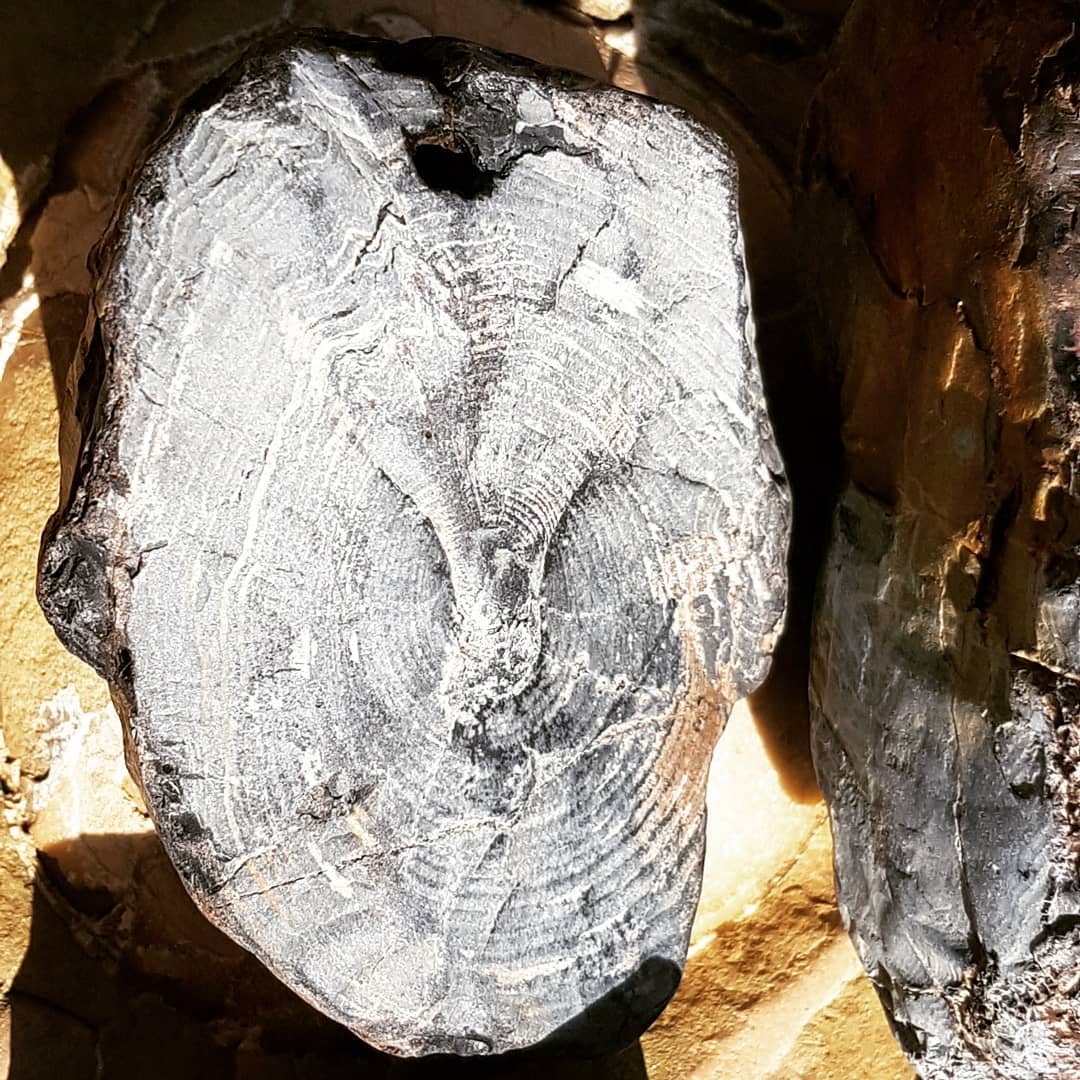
top-left (811, 487), bottom-right (1077, 1077)
top-left (803, 4), bottom-right (1080, 1076)
top-left (37, 34), bottom-right (789, 1057)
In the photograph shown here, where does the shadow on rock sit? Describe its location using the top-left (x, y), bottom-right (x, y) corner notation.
top-left (5, 830), bottom-right (649, 1079)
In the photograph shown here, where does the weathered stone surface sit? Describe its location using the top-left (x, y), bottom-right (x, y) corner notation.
top-left (1, 3), bottom-right (912, 1074)
top-left (804, 3), bottom-right (1080, 1076)
top-left (36, 35), bottom-right (789, 1056)
top-left (0, 295), bottom-right (906, 1080)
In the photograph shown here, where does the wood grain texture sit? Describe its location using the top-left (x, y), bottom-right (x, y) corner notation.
top-left (37, 34), bottom-right (789, 1057)
top-left (802, 4), bottom-right (1080, 1076)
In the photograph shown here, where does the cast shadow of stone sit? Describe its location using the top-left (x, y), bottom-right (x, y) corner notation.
top-left (5, 831), bottom-right (650, 1080)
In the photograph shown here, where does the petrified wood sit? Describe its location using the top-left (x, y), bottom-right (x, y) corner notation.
top-left (804, 3), bottom-right (1080, 1076)
top-left (37, 34), bottom-right (789, 1056)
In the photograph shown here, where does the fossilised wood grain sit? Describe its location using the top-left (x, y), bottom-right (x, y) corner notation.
top-left (37, 33), bottom-right (789, 1057)
top-left (803, 4), bottom-right (1080, 1077)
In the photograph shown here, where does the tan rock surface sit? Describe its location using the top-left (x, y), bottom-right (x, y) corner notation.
top-left (643, 705), bottom-right (912, 1080)
top-left (0, 160), bottom-right (17, 268)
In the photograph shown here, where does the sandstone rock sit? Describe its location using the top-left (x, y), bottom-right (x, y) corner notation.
top-left (0, 157), bottom-right (17, 269)
top-left (37, 34), bottom-right (789, 1057)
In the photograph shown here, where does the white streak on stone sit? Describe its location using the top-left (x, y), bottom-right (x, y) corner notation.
top-left (574, 259), bottom-right (645, 318)
top-left (307, 840), bottom-right (355, 899)
top-left (0, 287), bottom-right (40, 384)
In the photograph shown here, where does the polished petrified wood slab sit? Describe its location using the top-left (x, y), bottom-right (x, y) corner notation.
top-left (38, 34), bottom-right (789, 1056)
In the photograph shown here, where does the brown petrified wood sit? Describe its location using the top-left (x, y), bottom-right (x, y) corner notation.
top-left (802, 3), bottom-right (1080, 1076)
top-left (35, 34), bottom-right (789, 1057)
